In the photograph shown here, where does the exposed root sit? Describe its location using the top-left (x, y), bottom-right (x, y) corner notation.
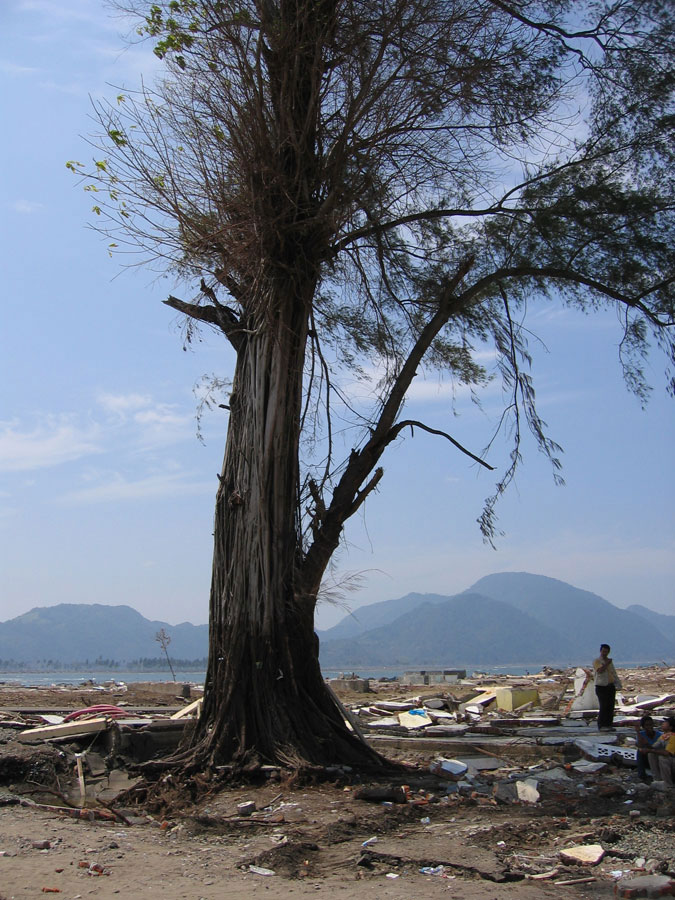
top-left (112, 753), bottom-right (409, 819)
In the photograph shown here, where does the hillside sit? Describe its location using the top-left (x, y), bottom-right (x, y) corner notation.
top-left (318, 592), bottom-right (450, 642)
top-left (0, 604), bottom-right (208, 667)
top-left (318, 592), bottom-right (570, 667)
top-left (318, 573), bottom-right (675, 668)
top-left (626, 604), bottom-right (675, 644)
top-left (467, 573), bottom-right (674, 660)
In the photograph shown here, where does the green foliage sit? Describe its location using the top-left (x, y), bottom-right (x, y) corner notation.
top-left (81, 0), bottom-right (673, 544)
top-left (107, 129), bottom-right (127, 147)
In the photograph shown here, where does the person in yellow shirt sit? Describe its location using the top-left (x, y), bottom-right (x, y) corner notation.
top-left (648, 716), bottom-right (675, 787)
top-left (593, 643), bottom-right (620, 731)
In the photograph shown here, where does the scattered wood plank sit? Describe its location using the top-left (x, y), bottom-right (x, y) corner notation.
top-left (18, 717), bottom-right (110, 742)
top-left (169, 698), bottom-right (203, 719)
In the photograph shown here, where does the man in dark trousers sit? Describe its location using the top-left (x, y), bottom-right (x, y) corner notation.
top-left (593, 643), bottom-right (620, 731)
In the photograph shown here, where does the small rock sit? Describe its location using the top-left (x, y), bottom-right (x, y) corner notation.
top-left (248, 865), bottom-right (276, 876)
top-left (31, 840), bottom-right (51, 850)
top-left (237, 801), bottom-right (257, 817)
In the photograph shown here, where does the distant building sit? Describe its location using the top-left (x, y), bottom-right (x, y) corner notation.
top-left (401, 669), bottom-right (466, 685)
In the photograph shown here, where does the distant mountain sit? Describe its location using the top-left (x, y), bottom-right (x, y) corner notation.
top-left (318, 592), bottom-right (450, 641)
top-left (0, 604), bottom-right (208, 667)
top-left (627, 604), bottom-right (675, 644)
top-left (318, 572), bottom-right (675, 668)
top-left (319, 592), bottom-right (570, 667)
top-left (467, 573), bottom-right (674, 660)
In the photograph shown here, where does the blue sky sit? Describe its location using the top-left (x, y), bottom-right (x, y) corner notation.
top-left (1, 0), bottom-right (673, 631)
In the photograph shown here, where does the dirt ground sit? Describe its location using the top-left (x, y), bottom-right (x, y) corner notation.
top-left (0, 670), bottom-right (674, 899)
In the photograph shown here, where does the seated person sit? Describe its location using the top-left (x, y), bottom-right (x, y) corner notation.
top-left (636, 714), bottom-right (662, 779)
top-left (648, 716), bottom-right (675, 787)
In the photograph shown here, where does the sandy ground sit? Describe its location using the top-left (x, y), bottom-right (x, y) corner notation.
top-left (0, 670), bottom-right (674, 899)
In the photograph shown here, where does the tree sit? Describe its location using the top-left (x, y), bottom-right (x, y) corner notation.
top-left (74, 0), bottom-right (674, 771)
top-left (155, 628), bottom-right (177, 680)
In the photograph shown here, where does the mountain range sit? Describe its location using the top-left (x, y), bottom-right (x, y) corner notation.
top-left (316, 572), bottom-right (675, 667)
top-left (1, 573), bottom-right (672, 669)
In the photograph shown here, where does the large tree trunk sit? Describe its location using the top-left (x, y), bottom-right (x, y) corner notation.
top-left (182, 292), bottom-right (382, 770)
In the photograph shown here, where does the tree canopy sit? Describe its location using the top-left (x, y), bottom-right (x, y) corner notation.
top-left (73, 0), bottom-right (674, 770)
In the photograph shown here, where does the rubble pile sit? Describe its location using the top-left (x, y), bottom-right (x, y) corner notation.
top-left (0, 667), bottom-right (673, 895)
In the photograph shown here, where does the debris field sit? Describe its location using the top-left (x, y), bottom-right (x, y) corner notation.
top-left (0, 666), bottom-right (673, 899)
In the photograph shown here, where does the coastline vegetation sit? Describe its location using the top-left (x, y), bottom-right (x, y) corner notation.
top-left (0, 657), bottom-right (208, 673)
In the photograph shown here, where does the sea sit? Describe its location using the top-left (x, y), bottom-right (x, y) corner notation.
top-left (0, 660), bottom-right (662, 688)
top-left (0, 664), bottom-right (558, 688)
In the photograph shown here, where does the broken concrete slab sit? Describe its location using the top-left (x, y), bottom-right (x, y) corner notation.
top-left (423, 723), bottom-right (469, 736)
top-left (364, 832), bottom-right (506, 882)
top-left (462, 690), bottom-right (497, 709)
top-left (372, 699), bottom-right (421, 712)
top-left (425, 709), bottom-right (456, 720)
top-left (516, 779), bottom-right (540, 803)
top-left (574, 737), bottom-right (619, 760)
top-left (571, 674), bottom-right (599, 712)
top-left (570, 760), bottom-right (607, 774)
top-left (456, 755), bottom-right (503, 774)
top-left (422, 698), bottom-right (447, 709)
top-left (429, 758), bottom-right (468, 778)
top-left (634, 694), bottom-right (675, 711)
top-left (398, 709), bottom-right (433, 729)
top-left (558, 844), bottom-right (605, 866)
top-left (367, 716), bottom-right (401, 728)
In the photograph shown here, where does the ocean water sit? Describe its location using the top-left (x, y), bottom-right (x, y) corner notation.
top-left (1, 659), bottom-right (663, 689)
top-left (0, 664), bottom-right (546, 688)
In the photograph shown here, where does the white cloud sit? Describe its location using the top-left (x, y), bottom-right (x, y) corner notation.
top-left (0, 418), bottom-right (101, 472)
top-left (60, 472), bottom-right (213, 505)
top-left (9, 199), bottom-right (44, 214)
top-left (0, 391), bottom-right (200, 476)
top-left (98, 392), bottom-right (153, 415)
top-left (134, 407), bottom-right (187, 428)
top-left (97, 392), bottom-right (192, 446)
top-left (0, 59), bottom-right (40, 76)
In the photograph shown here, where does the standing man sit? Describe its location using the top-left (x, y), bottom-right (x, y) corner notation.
top-left (593, 643), bottom-right (620, 731)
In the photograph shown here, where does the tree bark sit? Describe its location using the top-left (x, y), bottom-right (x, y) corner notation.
top-left (181, 288), bottom-right (382, 770)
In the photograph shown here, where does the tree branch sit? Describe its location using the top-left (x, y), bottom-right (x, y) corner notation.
top-left (300, 256), bottom-right (476, 593)
top-left (163, 295), bottom-right (245, 351)
top-left (388, 420), bottom-right (494, 470)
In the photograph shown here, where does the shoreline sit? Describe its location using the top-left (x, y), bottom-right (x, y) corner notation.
top-left (1, 659), bottom-right (673, 688)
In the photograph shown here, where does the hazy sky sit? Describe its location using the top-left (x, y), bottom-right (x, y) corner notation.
top-left (1, 1), bottom-right (673, 631)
